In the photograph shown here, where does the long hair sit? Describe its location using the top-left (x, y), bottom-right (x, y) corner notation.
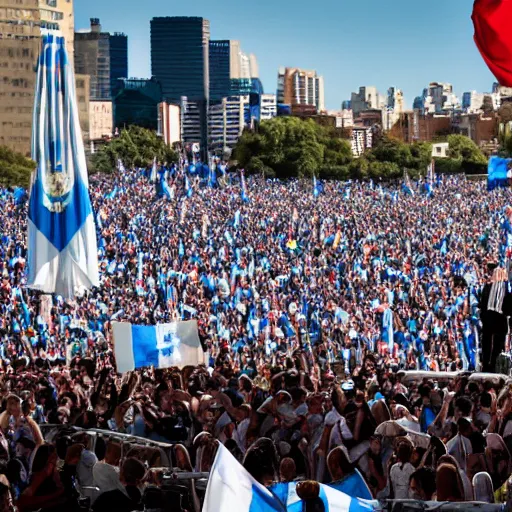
top-left (436, 463), bottom-right (464, 502)
top-left (243, 438), bottom-right (278, 485)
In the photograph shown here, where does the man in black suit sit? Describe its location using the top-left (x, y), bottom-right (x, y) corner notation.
top-left (480, 265), bottom-right (512, 372)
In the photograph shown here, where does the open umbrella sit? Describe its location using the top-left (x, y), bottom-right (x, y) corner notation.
top-left (375, 420), bottom-right (407, 438)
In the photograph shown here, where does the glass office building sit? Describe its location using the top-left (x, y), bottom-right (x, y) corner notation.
top-left (150, 17), bottom-right (210, 153)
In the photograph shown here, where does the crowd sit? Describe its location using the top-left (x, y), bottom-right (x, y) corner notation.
top-left (0, 168), bottom-right (510, 511)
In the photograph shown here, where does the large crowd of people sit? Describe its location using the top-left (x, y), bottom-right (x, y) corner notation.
top-left (0, 169), bottom-right (510, 511)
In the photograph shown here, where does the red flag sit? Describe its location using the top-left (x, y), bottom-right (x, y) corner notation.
top-left (473, 0), bottom-right (512, 86)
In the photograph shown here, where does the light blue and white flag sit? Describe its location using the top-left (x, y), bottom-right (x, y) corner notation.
top-left (28, 33), bottom-right (99, 297)
top-left (112, 320), bottom-right (207, 373)
top-left (203, 444), bottom-right (377, 512)
top-left (104, 186), bottom-right (117, 200)
top-left (208, 164), bottom-right (217, 188)
top-left (402, 170), bottom-right (415, 196)
top-left (313, 175), bottom-right (320, 198)
top-left (425, 160), bottom-right (435, 198)
top-left (185, 174), bottom-right (193, 198)
top-left (150, 157), bottom-right (158, 183)
top-left (117, 159), bottom-right (125, 173)
top-left (162, 176), bottom-right (173, 200)
top-left (241, 170), bottom-right (249, 202)
top-left (137, 252), bottom-right (143, 280)
top-left (234, 210), bottom-right (241, 230)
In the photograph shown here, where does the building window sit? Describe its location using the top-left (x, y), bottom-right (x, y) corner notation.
top-left (40, 21), bottom-right (59, 30)
top-left (46, 0), bottom-right (57, 6)
top-left (436, 147), bottom-right (441, 154)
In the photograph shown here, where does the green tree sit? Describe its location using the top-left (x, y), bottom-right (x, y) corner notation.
top-left (409, 142), bottom-right (433, 175)
top-left (499, 122), bottom-right (512, 157)
top-left (233, 117), bottom-right (352, 179)
top-left (348, 157), bottom-right (370, 180)
top-left (446, 134), bottom-right (487, 164)
top-left (91, 126), bottom-right (178, 173)
top-left (0, 146), bottom-right (35, 188)
top-left (369, 135), bottom-right (412, 169)
top-left (368, 160), bottom-right (401, 179)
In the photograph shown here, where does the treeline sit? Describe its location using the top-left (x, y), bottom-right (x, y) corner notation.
top-left (233, 117), bottom-right (488, 180)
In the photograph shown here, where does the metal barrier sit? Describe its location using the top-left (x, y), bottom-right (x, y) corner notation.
top-left (376, 500), bottom-right (506, 511)
top-left (41, 424), bottom-right (178, 469)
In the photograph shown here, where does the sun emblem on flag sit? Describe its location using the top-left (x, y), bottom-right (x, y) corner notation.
top-left (157, 325), bottom-right (182, 363)
top-left (41, 146), bottom-right (73, 213)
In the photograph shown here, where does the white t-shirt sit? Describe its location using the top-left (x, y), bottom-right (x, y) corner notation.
top-left (446, 434), bottom-right (473, 472)
top-left (390, 462), bottom-right (415, 499)
top-left (233, 418), bottom-right (250, 454)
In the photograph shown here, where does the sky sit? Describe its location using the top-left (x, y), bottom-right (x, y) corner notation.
top-left (75, 0), bottom-right (495, 111)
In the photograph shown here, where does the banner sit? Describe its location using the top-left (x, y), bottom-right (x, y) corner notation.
top-left (112, 320), bottom-right (207, 373)
top-left (488, 156), bottom-right (510, 191)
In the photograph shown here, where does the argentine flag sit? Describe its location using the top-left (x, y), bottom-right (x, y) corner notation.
top-left (150, 157), bottom-right (158, 183)
top-left (185, 174), bottom-right (193, 197)
top-left (402, 171), bottom-right (415, 196)
top-left (241, 171), bottom-right (249, 202)
top-left (313, 175), bottom-right (320, 197)
top-left (28, 33), bottom-right (99, 297)
top-left (203, 444), bottom-right (378, 512)
top-left (112, 320), bottom-right (207, 373)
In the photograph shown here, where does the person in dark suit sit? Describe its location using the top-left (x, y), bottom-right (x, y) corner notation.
top-left (480, 266), bottom-right (512, 373)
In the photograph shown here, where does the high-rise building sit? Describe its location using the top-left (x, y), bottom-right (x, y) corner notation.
top-left (209, 40), bottom-right (241, 101)
top-left (277, 67), bottom-right (325, 114)
top-left (151, 17), bottom-right (210, 102)
top-left (89, 100), bottom-right (113, 143)
top-left (382, 87), bottom-right (404, 131)
top-left (74, 19), bottom-right (128, 101)
top-left (462, 91), bottom-right (485, 113)
top-left (113, 78), bottom-right (162, 131)
top-left (414, 82), bottom-right (460, 114)
top-left (350, 86), bottom-right (386, 116)
top-left (208, 95), bottom-right (248, 155)
top-left (158, 102), bottom-right (181, 147)
top-left (0, 0), bottom-right (75, 155)
top-left (76, 74), bottom-right (91, 141)
top-left (261, 94), bottom-right (277, 121)
top-left (180, 97), bottom-right (203, 145)
top-left (109, 33), bottom-right (129, 99)
top-left (151, 17), bottom-right (210, 154)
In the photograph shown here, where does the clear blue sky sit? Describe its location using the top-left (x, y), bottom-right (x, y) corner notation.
top-left (75, 0), bottom-right (495, 110)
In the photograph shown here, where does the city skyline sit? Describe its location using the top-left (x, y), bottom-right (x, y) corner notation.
top-left (75, 0), bottom-right (495, 110)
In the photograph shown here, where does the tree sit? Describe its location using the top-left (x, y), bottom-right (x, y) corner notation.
top-left (233, 117), bottom-right (353, 179)
top-left (368, 160), bottom-right (401, 179)
top-left (409, 142), bottom-right (433, 175)
top-left (446, 134), bottom-right (487, 165)
top-left (368, 135), bottom-right (412, 170)
top-left (91, 126), bottom-right (178, 173)
top-left (0, 146), bottom-right (35, 188)
top-left (499, 122), bottom-right (512, 157)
